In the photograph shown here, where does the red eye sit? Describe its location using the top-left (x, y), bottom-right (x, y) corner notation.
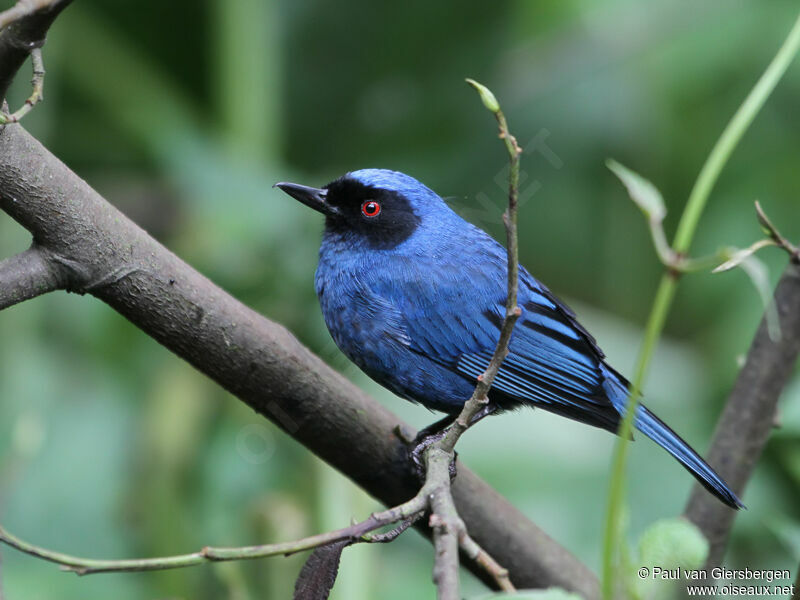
top-left (361, 200), bottom-right (381, 217)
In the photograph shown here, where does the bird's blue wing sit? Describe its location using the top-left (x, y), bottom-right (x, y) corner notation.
top-left (369, 248), bottom-right (624, 431)
top-left (454, 276), bottom-right (623, 431)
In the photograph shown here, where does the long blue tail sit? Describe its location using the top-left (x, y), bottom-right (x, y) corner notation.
top-left (603, 369), bottom-right (744, 509)
top-left (634, 404), bottom-right (743, 508)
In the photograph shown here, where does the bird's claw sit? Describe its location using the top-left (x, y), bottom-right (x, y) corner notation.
top-left (408, 430), bottom-right (458, 482)
top-left (448, 454), bottom-right (458, 481)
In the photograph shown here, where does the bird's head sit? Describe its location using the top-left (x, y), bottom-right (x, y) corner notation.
top-left (274, 169), bottom-right (448, 249)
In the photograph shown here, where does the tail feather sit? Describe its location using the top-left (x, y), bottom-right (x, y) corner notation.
top-left (634, 404), bottom-right (744, 509)
top-left (602, 368), bottom-right (744, 509)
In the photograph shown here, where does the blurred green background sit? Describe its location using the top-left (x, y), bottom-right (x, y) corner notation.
top-left (1, 0), bottom-right (799, 598)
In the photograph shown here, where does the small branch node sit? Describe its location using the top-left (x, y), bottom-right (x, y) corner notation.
top-left (393, 423), bottom-right (416, 444)
top-left (0, 244), bottom-right (69, 310)
top-left (0, 1), bottom-right (65, 30)
top-left (754, 201), bottom-right (798, 260)
top-left (772, 408), bottom-right (782, 429)
top-left (0, 48), bottom-right (45, 125)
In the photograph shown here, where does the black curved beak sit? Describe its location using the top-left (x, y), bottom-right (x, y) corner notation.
top-left (273, 182), bottom-right (339, 216)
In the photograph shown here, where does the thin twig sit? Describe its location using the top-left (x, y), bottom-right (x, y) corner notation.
top-left (0, 495), bottom-right (428, 575)
top-left (427, 448), bottom-right (463, 600)
top-left (439, 80), bottom-right (522, 455)
top-left (458, 531), bottom-right (514, 592)
top-left (0, 47), bottom-right (43, 124)
top-left (712, 202), bottom-right (798, 274)
top-left (423, 79), bottom-right (522, 600)
top-left (361, 512), bottom-right (424, 543)
top-left (755, 201), bottom-right (799, 261)
top-left (0, 452), bottom-right (514, 593)
top-left (0, 0), bottom-right (70, 102)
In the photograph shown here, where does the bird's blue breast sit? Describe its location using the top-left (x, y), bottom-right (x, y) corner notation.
top-left (314, 214), bottom-right (488, 412)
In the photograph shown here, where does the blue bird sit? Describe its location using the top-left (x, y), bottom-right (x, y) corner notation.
top-left (275, 168), bottom-right (743, 509)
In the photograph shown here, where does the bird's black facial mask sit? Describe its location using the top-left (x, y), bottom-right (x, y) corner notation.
top-left (322, 176), bottom-right (421, 250)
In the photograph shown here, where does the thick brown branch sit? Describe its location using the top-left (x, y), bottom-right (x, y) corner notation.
top-left (0, 243), bottom-right (66, 309)
top-left (0, 123), bottom-right (599, 598)
top-left (684, 259), bottom-right (800, 567)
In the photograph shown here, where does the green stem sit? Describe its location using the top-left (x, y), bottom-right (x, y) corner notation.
top-left (601, 273), bottom-right (677, 598)
top-left (673, 11), bottom-right (800, 254)
top-left (601, 10), bottom-right (800, 599)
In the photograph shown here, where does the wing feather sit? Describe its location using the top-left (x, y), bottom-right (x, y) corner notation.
top-left (364, 248), bottom-right (624, 431)
top-left (403, 266), bottom-right (622, 429)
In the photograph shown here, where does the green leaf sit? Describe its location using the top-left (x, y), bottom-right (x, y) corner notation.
top-left (607, 159), bottom-right (667, 222)
top-left (712, 240), bottom-right (776, 273)
top-left (630, 518), bottom-right (709, 600)
top-left (466, 78), bottom-right (500, 113)
top-left (735, 253), bottom-right (781, 341)
top-left (638, 518), bottom-right (708, 571)
top-left (764, 515), bottom-right (800, 561)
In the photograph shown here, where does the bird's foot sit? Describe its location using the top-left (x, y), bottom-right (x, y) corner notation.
top-left (403, 405), bottom-right (499, 482)
top-left (448, 453), bottom-right (458, 480)
top-left (409, 429), bottom-right (458, 482)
